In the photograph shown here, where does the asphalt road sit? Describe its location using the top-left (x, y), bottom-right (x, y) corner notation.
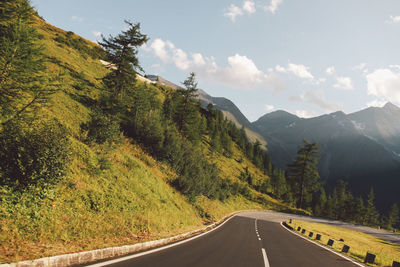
top-left (86, 212), bottom-right (362, 267)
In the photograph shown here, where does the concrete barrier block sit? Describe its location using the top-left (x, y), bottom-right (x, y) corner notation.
top-left (79, 252), bottom-right (93, 263)
top-left (49, 255), bottom-right (68, 267)
top-left (364, 252), bottom-right (376, 264)
top-left (68, 253), bottom-right (80, 266)
top-left (342, 245), bottom-right (350, 253)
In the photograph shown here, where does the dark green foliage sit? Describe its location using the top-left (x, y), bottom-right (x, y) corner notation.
top-left (161, 128), bottom-right (228, 201)
top-left (99, 20), bottom-right (148, 106)
top-left (0, 0), bottom-right (58, 125)
top-left (270, 169), bottom-right (287, 199)
top-left (287, 140), bottom-right (321, 209)
top-left (82, 110), bottom-right (121, 144)
top-left (0, 120), bottom-right (71, 188)
top-left (171, 72), bottom-right (201, 142)
top-left (364, 188), bottom-right (380, 226)
top-left (386, 203), bottom-right (399, 230)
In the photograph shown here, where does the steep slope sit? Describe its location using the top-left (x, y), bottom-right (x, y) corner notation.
top-left (0, 14), bottom-right (294, 264)
top-left (197, 89), bottom-right (267, 147)
top-left (253, 107), bottom-right (400, 211)
top-left (348, 102), bottom-right (400, 157)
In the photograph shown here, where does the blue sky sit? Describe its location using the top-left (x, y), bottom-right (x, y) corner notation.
top-left (31, 0), bottom-right (400, 121)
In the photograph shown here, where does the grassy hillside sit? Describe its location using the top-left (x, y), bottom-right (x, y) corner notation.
top-left (0, 13), bottom-right (302, 264)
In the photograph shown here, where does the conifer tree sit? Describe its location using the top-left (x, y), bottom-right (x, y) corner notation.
top-left (386, 203), bottom-right (399, 229)
top-left (364, 188), bottom-right (380, 226)
top-left (312, 187), bottom-right (327, 216)
top-left (0, 0), bottom-right (58, 125)
top-left (174, 72), bottom-right (201, 141)
top-left (354, 196), bottom-right (366, 224)
top-left (287, 139), bottom-right (320, 209)
top-left (99, 20), bottom-right (148, 111)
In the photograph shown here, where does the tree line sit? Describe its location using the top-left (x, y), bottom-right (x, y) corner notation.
top-left (270, 139), bottom-right (399, 230)
top-left (1, 1), bottom-right (398, 231)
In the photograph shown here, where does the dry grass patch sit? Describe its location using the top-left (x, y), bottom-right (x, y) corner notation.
top-left (288, 220), bottom-right (400, 266)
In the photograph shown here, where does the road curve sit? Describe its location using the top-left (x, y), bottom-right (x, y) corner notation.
top-left (85, 211), bottom-right (362, 267)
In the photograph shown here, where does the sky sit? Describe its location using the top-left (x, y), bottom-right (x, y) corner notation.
top-left (31, 0), bottom-right (400, 121)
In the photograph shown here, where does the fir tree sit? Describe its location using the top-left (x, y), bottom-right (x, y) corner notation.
top-left (386, 203), bottom-right (399, 229)
top-left (364, 188), bottom-right (380, 226)
top-left (287, 139), bottom-right (320, 209)
top-left (0, 0), bottom-right (58, 125)
top-left (174, 72), bottom-right (201, 142)
top-left (99, 20), bottom-right (148, 111)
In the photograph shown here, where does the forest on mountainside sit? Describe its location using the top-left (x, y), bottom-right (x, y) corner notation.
top-left (0, 0), bottom-right (398, 263)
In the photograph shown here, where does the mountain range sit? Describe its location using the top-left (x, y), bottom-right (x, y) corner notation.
top-left (253, 102), bottom-right (400, 211)
top-left (147, 75), bottom-right (399, 211)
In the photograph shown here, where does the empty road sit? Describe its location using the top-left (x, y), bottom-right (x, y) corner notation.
top-left (86, 211), bottom-right (363, 267)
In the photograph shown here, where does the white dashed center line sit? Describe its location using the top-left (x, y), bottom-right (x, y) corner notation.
top-left (255, 219), bottom-right (270, 267)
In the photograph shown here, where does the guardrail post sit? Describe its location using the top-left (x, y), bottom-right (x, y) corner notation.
top-left (309, 232), bottom-right (313, 238)
top-left (327, 239), bottom-right (334, 246)
top-left (342, 245), bottom-right (350, 253)
top-left (316, 234), bottom-right (321, 240)
top-left (301, 229), bottom-right (306, 234)
top-left (364, 252), bottom-right (376, 264)
top-left (297, 226), bottom-right (301, 231)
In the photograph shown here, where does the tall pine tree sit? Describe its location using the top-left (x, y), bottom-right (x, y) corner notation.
top-left (287, 139), bottom-right (321, 209)
top-left (0, 0), bottom-right (58, 125)
top-left (99, 20), bottom-right (148, 112)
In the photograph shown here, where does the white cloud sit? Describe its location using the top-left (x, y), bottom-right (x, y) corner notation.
top-left (224, 4), bottom-right (243, 22)
top-left (92, 31), bottom-right (102, 37)
top-left (390, 65), bottom-right (400, 70)
top-left (145, 38), bottom-right (286, 92)
top-left (148, 38), bottom-right (169, 62)
top-left (264, 0), bottom-right (284, 14)
top-left (319, 78), bottom-right (327, 83)
top-left (173, 49), bottom-right (190, 70)
top-left (325, 66), bottom-right (335, 75)
top-left (275, 65), bottom-right (286, 73)
top-left (192, 53), bottom-right (206, 66)
top-left (71, 15), bottom-right (84, 23)
top-left (352, 63), bottom-right (367, 71)
top-left (333, 76), bottom-right (354, 90)
top-left (290, 90), bottom-right (340, 112)
top-left (287, 63), bottom-right (314, 80)
top-left (265, 104), bottom-right (275, 111)
top-left (296, 110), bottom-right (316, 118)
top-left (388, 15), bottom-right (400, 23)
top-left (243, 0), bottom-right (256, 14)
top-left (366, 68), bottom-right (400, 104)
top-left (367, 99), bottom-right (386, 108)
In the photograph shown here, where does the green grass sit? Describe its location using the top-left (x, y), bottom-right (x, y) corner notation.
top-left (0, 15), bottom-right (300, 264)
top-left (288, 220), bottom-right (400, 266)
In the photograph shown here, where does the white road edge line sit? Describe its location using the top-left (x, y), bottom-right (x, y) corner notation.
top-left (279, 222), bottom-right (365, 267)
top-left (84, 215), bottom-right (237, 267)
top-left (262, 248), bottom-right (270, 267)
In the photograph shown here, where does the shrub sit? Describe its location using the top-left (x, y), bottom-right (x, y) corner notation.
top-left (82, 110), bottom-right (121, 144)
top-left (0, 120), bottom-right (71, 188)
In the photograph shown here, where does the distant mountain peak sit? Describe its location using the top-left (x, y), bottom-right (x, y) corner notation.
top-left (263, 110), bottom-right (298, 119)
top-left (329, 111), bottom-right (346, 119)
top-left (383, 101), bottom-right (399, 111)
